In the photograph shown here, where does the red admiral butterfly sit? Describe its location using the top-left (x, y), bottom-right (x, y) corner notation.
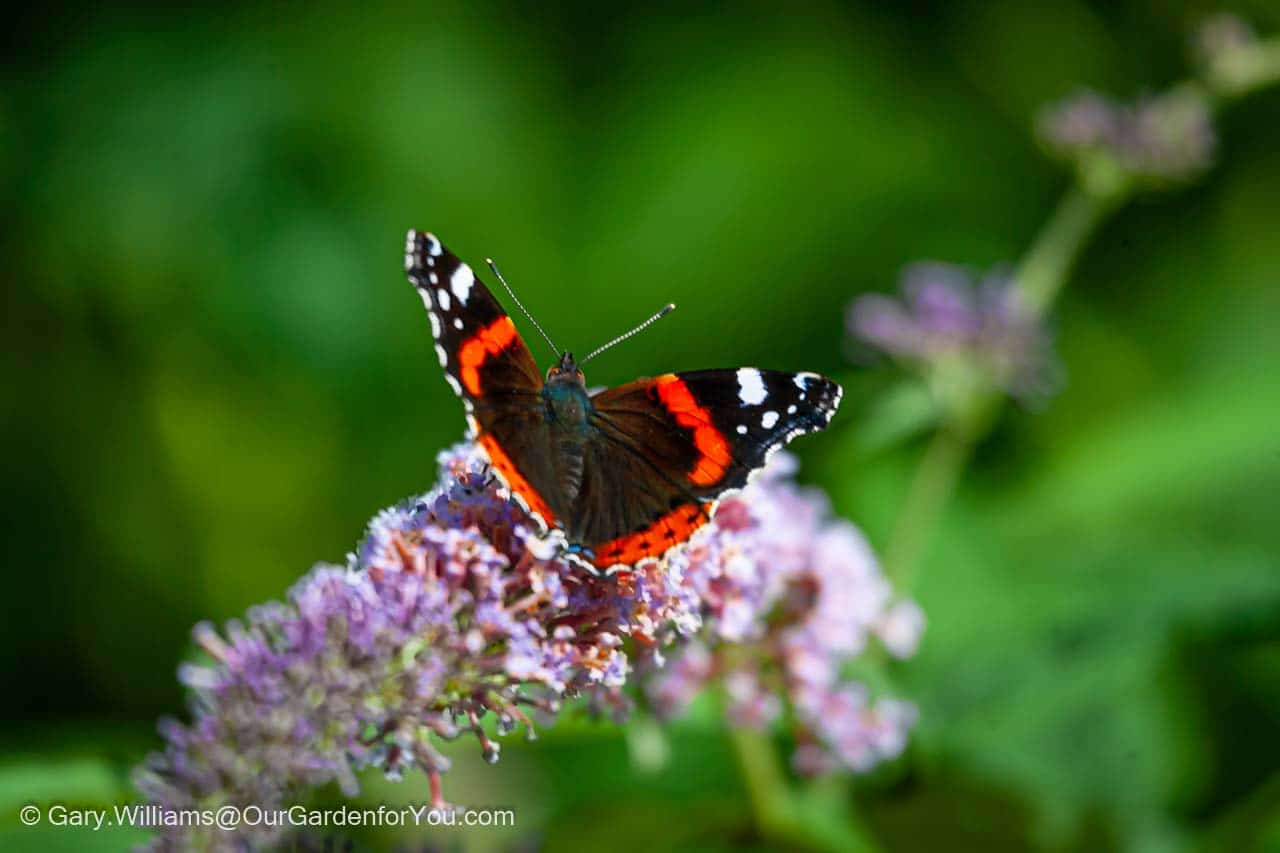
top-left (405, 230), bottom-right (842, 574)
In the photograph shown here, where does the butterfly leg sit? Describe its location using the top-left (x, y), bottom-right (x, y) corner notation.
top-left (562, 542), bottom-right (600, 574)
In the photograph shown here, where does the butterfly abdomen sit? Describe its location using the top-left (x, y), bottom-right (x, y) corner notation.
top-left (541, 381), bottom-right (590, 514)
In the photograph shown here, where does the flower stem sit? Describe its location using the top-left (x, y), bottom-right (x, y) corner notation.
top-left (885, 181), bottom-right (1121, 591)
top-left (729, 724), bottom-right (794, 838)
top-left (1016, 184), bottom-right (1124, 317)
top-left (728, 724), bottom-right (880, 853)
top-left (883, 417), bottom-right (978, 592)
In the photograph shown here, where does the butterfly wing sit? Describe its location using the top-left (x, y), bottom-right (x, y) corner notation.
top-left (578, 368), bottom-right (841, 571)
top-left (405, 230), bottom-right (566, 528)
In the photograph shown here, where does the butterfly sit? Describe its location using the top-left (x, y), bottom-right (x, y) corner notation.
top-left (405, 230), bottom-right (842, 574)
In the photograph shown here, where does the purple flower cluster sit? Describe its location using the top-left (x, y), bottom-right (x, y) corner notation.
top-left (1038, 88), bottom-right (1216, 183)
top-left (136, 443), bottom-right (917, 848)
top-left (1194, 14), bottom-right (1262, 94)
top-left (848, 262), bottom-right (1056, 401)
top-left (1195, 14), bottom-right (1257, 64)
top-left (647, 454), bottom-right (923, 775)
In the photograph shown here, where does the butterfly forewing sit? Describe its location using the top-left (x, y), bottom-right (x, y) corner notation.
top-left (405, 230), bottom-right (566, 527)
top-left (404, 231), bottom-right (543, 408)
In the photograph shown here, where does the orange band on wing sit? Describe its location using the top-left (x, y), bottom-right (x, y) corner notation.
top-left (478, 432), bottom-right (558, 525)
top-left (592, 502), bottom-right (711, 569)
top-left (458, 316), bottom-right (518, 395)
top-left (654, 374), bottom-right (732, 486)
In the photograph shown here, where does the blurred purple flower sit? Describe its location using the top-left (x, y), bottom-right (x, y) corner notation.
top-left (137, 444), bottom-right (661, 849)
top-left (1195, 13), bottom-right (1257, 68)
top-left (137, 443), bottom-right (919, 847)
top-left (1035, 90), bottom-right (1120, 153)
top-left (1038, 88), bottom-right (1216, 183)
top-left (876, 599), bottom-right (927, 660)
top-left (848, 262), bottom-right (1057, 401)
top-left (1194, 13), bottom-right (1261, 94)
top-left (646, 454), bottom-right (922, 776)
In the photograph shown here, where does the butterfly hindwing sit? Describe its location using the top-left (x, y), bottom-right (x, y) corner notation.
top-left (581, 368), bottom-right (841, 570)
top-left (571, 389), bottom-right (715, 566)
top-left (405, 230), bottom-right (566, 528)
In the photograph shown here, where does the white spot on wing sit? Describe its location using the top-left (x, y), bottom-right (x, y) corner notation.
top-left (428, 310), bottom-right (442, 338)
top-left (736, 424), bottom-right (748, 435)
top-left (438, 287), bottom-right (451, 311)
top-left (787, 404), bottom-right (797, 414)
top-left (453, 317), bottom-right (464, 330)
top-left (426, 234), bottom-right (442, 257)
top-left (736, 368), bottom-right (767, 405)
top-left (761, 410), bottom-right (779, 429)
top-left (451, 265), bottom-right (475, 305)
top-left (434, 343), bottom-right (449, 367)
top-left (403, 231), bottom-right (417, 273)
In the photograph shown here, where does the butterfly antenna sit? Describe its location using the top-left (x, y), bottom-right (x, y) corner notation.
top-left (579, 303), bottom-right (677, 364)
top-left (486, 258), bottom-right (560, 357)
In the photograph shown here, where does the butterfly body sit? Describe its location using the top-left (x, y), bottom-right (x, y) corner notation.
top-left (539, 362), bottom-right (591, 518)
top-left (542, 362), bottom-right (591, 432)
top-left (405, 230), bottom-right (842, 573)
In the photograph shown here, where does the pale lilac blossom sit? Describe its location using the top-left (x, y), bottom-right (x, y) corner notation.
top-left (1194, 14), bottom-right (1265, 95)
top-left (648, 454), bottom-right (923, 776)
top-left (876, 599), bottom-right (927, 659)
top-left (1039, 88), bottom-right (1216, 182)
top-left (849, 262), bottom-right (1057, 401)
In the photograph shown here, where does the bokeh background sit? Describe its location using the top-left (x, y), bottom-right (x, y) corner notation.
top-left (4, 1), bottom-right (1280, 850)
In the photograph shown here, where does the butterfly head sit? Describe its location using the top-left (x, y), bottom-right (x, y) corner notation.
top-left (546, 351), bottom-right (585, 388)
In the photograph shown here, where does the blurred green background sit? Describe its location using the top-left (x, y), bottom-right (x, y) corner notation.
top-left (3, 1), bottom-right (1280, 850)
